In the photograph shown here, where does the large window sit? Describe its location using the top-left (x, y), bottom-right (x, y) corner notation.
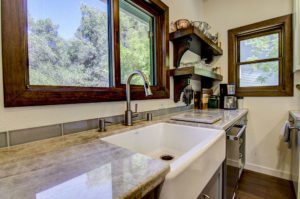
top-left (2, 0), bottom-right (169, 107)
top-left (119, 0), bottom-right (155, 85)
top-left (27, 0), bottom-right (111, 87)
top-left (228, 15), bottom-right (293, 96)
top-left (239, 33), bottom-right (279, 87)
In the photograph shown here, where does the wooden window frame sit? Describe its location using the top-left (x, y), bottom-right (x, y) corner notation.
top-left (2, 0), bottom-right (170, 107)
top-left (228, 14), bottom-right (293, 97)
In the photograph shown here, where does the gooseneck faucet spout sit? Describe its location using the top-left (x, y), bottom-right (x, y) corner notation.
top-left (125, 70), bottom-right (152, 126)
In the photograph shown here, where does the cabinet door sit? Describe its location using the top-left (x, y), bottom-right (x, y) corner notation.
top-left (198, 166), bottom-right (223, 199)
top-left (294, 0), bottom-right (300, 71)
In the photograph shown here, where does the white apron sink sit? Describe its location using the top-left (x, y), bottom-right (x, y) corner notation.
top-left (102, 123), bottom-right (225, 199)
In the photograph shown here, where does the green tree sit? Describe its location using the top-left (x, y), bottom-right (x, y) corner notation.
top-left (243, 34), bottom-right (279, 84)
top-left (28, 2), bottom-right (152, 87)
top-left (28, 4), bottom-right (110, 87)
top-left (68, 4), bottom-right (110, 87)
top-left (119, 8), bottom-right (152, 85)
top-left (29, 16), bottom-right (71, 85)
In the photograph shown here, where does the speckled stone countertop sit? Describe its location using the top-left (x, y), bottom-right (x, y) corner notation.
top-left (289, 110), bottom-right (300, 121)
top-left (169, 109), bottom-right (248, 130)
top-left (0, 120), bottom-right (171, 199)
top-left (0, 109), bottom-right (247, 199)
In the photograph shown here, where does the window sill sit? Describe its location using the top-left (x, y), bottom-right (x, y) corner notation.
top-left (236, 89), bottom-right (293, 97)
top-left (4, 86), bottom-right (169, 107)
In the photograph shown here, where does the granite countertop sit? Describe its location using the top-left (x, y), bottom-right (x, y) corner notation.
top-left (168, 109), bottom-right (248, 130)
top-left (0, 120), bottom-right (170, 199)
top-left (0, 108), bottom-right (247, 199)
top-left (289, 110), bottom-right (300, 121)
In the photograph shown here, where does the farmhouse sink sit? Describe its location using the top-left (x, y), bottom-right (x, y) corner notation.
top-left (102, 123), bottom-right (225, 199)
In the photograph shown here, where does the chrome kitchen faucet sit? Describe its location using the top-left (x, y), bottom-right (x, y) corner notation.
top-left (124, 70), bottom-right (152, 126)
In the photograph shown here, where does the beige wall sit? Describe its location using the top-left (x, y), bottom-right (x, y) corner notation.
top-left (167, 0), bottom-right (204, 20)
top-left (0, 0), bottom-right (204, 131)
top-left (203, 0), bottom-right (298, 179)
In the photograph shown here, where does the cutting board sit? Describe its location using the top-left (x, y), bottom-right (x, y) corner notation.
top-left (171, 112), bottom-right (222, 124)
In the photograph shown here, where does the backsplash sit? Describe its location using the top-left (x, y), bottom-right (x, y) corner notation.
top-left (0, 105), bottom-right (191, 148)
top-left (0, 132), bottom-right (7, 148)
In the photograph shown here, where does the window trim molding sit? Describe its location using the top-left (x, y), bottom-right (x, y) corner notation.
top-left (2, 0), bottom-right (170, 107)
top-left (228, 14), bottom-right (293, 97)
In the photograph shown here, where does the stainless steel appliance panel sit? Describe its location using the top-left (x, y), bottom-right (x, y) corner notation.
top-left (290, 116), bottom-right (300, 198)
top-left (226, 120), bottom-right (246, 199)
top-left (224, 96), bottom-right (237, 110)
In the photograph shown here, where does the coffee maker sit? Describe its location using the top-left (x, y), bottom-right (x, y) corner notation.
top-left (219, 84), bottom-right (237, 110)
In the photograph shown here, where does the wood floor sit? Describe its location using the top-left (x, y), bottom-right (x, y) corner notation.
top-left (237, 170), bottom-right (296, 199)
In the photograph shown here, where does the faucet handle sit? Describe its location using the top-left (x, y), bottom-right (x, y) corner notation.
top-left (146, 113), bottom-right (153, 121)
top-left (99, 118), bottom-right (112, 132)
top-left (134, 104), bottom-right (138, 113)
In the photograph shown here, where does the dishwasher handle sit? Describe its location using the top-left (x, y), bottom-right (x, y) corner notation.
top-left (227, 125), bottom-right (246, 141)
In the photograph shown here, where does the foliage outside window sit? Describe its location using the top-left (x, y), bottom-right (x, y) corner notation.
top-left (119, 0), bottom-right (155, 85)
top-left (28, 0), bottom-right (110, 87)
top-left (228, 15), bottom-right (293, 97)
top-left (2, 0), bottom-right (169, 107)
top-left (239, 33), bottom-right (279, 87)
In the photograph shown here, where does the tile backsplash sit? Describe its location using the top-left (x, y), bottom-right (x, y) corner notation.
top-left (9, 125), bottom-right (62, 146)
top-left (0, 132), bottom-right (7, 148)
top-left (0, 106), bottom-right (191, 148)
top-left (63, 119), bottom-right (98, 135)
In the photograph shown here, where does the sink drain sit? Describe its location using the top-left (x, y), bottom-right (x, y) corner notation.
top-left (160, 155), bottom-right (174, 161)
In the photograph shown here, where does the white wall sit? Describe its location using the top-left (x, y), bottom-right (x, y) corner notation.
top-left (0, 0), bottom-right (205, 132)
top-left (203, 0), bottom-right (299, 179)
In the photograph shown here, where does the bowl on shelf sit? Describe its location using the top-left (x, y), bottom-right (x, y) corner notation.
top-left (191, 21), bottom-right (202, 29)
top-left (175, 19), bottom-right (191, 30)
top-left (206, 32), bottom-right (218, 43)
top-left (199, 22), bottom-right (211, 34)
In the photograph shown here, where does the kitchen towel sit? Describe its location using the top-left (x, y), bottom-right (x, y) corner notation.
top-left (182, 84), bottom-right (193, 105)
top-left (281, 121), bottom-right (291, 148)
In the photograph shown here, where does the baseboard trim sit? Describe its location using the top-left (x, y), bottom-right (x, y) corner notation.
top-left (245, 162), bottom-right (291, 180)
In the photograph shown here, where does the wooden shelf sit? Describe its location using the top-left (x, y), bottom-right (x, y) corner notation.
top-left (170, 27), bottom-right (223, 67)
top-left (168, 66), bottom-right (223, 102)
top-left (169, 66), bottom-right (223, 81)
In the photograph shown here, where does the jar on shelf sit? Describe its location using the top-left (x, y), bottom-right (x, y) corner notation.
top-left (201, 88), bottom-right (213, 109)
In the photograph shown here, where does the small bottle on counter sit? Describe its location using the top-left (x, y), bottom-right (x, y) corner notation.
top-left (208, 95), bottom-right (219, 109)
top-left (194, 91), bottom-right (201, 109)
top-left (201, 88), bottom-right (213, 110)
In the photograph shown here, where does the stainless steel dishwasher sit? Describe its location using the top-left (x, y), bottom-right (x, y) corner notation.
top-left (289, 113), bottom-right (300, 198)
top-left (225, 117), bottom-right (247, 199)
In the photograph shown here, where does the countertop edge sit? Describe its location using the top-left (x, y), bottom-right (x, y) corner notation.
top-left (289, 110), bottom-right (300, 121)
top-left (122, 167), bottom-right (170, 199)
top-left (0, 109), bottom-right (248, 199)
